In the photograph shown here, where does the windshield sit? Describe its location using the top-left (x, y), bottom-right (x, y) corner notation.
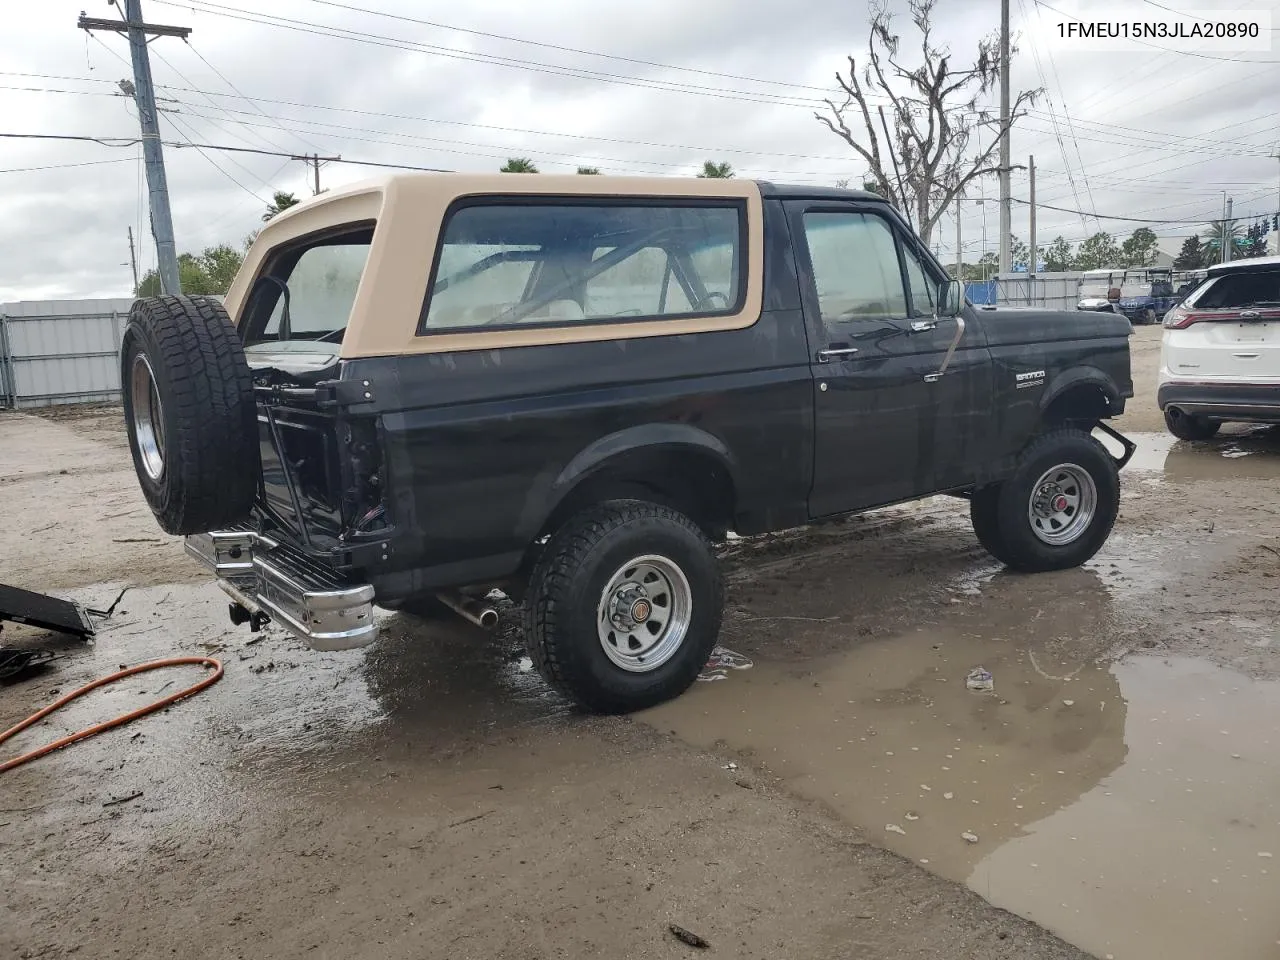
top-left (244, 227), bottom-right (373, 348)
top-left (1079, 282), bottom-right (1112, 298)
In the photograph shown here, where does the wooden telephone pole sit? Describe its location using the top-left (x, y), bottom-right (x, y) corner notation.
top-left (80, 1), bottom-right (190, 295)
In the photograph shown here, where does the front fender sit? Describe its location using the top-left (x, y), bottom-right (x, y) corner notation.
top-left (514, 423), bottom-right (739, 539)
top-left (1040, 366), bottom-right (1123, 414)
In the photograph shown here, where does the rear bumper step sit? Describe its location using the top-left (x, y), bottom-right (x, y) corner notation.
top-left (185, 528), bottom-right (377, 652)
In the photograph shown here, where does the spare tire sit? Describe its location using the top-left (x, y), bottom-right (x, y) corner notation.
top-left (121, 295), bottom-right (259, 535)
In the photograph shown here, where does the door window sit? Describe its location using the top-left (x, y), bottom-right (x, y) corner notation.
top-left (901, 246), bottom-right (939, 317)
top-left (802, 212), bottom-right (908, 326)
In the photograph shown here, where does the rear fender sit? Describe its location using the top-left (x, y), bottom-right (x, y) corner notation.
top-left (517, 423), bottom-right (739, 539)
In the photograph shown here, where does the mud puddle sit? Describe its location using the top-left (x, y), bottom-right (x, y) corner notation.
top-left (644, 569), bottom-right (1280, 960)
top-left (1109, 428), bottom-right (1280, 481)
top-left (1, 580), bottom-right (566, 828)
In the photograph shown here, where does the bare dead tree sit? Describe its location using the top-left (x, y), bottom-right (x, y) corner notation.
top-left (816, 0), bottom-right (1040, 247)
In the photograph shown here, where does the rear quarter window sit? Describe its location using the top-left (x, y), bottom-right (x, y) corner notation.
top-left (418, 200), bottom-right (745, 334)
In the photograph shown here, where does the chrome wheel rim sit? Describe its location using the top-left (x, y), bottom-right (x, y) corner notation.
top-left (596, 554), bottom-right (692, 673)
top-left (1027, 463), bottom-right (1097, 545)
top-left (130, 353), bottom-right (166, 481)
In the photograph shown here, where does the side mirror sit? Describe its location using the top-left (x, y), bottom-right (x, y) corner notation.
top-left (940, 279), bottom-right (966, 317)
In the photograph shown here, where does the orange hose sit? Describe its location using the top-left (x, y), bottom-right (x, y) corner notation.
top-left (0, 656), bottom-right (223, 774)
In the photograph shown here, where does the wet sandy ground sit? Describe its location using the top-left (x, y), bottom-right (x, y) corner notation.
top-left (3, 326), bottom-right (1280, 959)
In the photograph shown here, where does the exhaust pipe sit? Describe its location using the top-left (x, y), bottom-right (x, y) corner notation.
top-left (436, 591), bottom-right (499, 629)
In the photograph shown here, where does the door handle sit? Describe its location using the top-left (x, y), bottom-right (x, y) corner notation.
top-left (910, 318), bottom-right (939, 332)
top-left (816, 347), bottom-right (859, 362)
top-left (1240, 310), bottom-right (1261, 321)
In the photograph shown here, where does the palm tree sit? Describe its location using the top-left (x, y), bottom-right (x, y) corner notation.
top-left (576, 166), bottom-right (601, 175)
top-left (262, 191), bottom-right (299, 222)
top-left (1202, 219), bottom-right (1246, 261)
top-left (500, 158), bottom-right (539, 173)
top-left (696, 161), bottom-right (734, 179)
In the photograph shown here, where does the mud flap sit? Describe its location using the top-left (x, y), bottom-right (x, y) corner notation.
top-left (1094, 421), bottom-right (1136, 470)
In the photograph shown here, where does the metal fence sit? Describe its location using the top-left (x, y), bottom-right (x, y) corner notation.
top-left (0, 299), bottom-right (136, 409)
top-left (993, 272), bottom-right (1084, 311)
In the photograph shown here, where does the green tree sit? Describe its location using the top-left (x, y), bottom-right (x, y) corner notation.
top-left (1008, 234), bottom-right (1030, 270)
top-left (1173, 235), bottom-right (1207, 270)
top-left (136, 244), bottom-right (245, 297)
top-left (1119, 227), bottom-right (1159, 267)
top-left (1076, 232), bottom-right (1122, 270)
top-left (500, 157), bottom-right (539, 173)
top-left (576, 166), bottom-right (601, 175)
top-left (975, 251), bottom-right (999, 278)
top-left (1039, 236), bottom-right (1076, 272)
top-left (862, 180), bottom-right (886, 197)
top-left (1202, 219), bottom-right (1246, 262)
top-left (697, 161), bottom-right (735, 179)
top-left (262, 191), bottom-right (299, 222)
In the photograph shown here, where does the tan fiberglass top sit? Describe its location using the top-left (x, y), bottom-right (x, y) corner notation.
top-left (223, 173), bottom-right (766, 360)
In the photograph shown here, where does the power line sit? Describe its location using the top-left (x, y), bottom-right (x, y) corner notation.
top-left (297, 0), bottom-right (839, 95)
top-left (0, 156), bottom-right (137, 174)
top-left (0, 130), bottom-right (451, 171)
top-left (181, 38), bottom-right (326, 154)
top-left (149, 0), bottom-right (834, 109)
top-left (149, 45), bottom-right (294, 156)
top-left (1015, 192), bottom-right (1277, 224)
top-left (162, 111), bottom-right (267, 203)
top-left (15, 71), bottom-right (1278, 170)
top-left (0, 132), bottom-right (142, 147)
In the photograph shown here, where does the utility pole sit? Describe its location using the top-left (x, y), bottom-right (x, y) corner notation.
top-left (80, 2), bottom-right (189, 296)
top-left (955, 199), bottom-right (963, 281)
top-left (1028, 155), bottom-right (1037, 278)
top-left (127, 226), bottom-right (139, 293)
top-left (998, 0), bottom-right (1012, 276)
top-left (1224, 197), bottom-right (1234, 264)
top-left (294, 152), bottom-right (340, 196)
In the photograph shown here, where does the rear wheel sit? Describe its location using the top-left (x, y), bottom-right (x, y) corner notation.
top-left (1164, 408), bottom-right (1221, 442)
top-left (970, 428), bottom-right (1120, 573)
top-left (523, 500), bottom-right (722, 713)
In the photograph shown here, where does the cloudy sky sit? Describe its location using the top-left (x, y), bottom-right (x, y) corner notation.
top-left (2, 0), bottom-right (1277, 300)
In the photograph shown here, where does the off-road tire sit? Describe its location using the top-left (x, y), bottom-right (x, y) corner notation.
top-left (523, 500), bottom-right (722, 714)
top-left (121, 295), bottom-right (258, 535)
top-left (1164, 408), bottom-right (1220, 442)
top-left (969, 428), bottom-right (1120, 573)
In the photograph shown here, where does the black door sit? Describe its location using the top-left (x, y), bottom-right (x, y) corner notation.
top-left (788, 201), bottom-right (993, 517)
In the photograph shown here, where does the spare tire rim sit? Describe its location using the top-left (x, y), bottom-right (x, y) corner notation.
top-left (597, 554), bottom-right (692, 673)
top-left (1028, 463), bottom-right (1096, 546)
top-left (130, 353), bottom-right (166, 481)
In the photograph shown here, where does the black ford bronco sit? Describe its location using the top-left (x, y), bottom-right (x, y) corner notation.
top-left (121, 174), bottom-right (1134, 712)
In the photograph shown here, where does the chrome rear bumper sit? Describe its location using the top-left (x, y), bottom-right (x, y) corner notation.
top-left (185, 527), bottom-right (378, 651)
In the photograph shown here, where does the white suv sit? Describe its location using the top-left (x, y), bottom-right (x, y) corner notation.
top-left (1158, 256), bottom-right (1280, 440)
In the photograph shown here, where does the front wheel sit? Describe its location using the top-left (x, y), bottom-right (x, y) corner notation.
top-left (970, 428), bottom-right (1120, 573)
top-left (1164, 408), bottom-right (1220, 441)
top-left (523, 500), bottom-right (722, 713)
